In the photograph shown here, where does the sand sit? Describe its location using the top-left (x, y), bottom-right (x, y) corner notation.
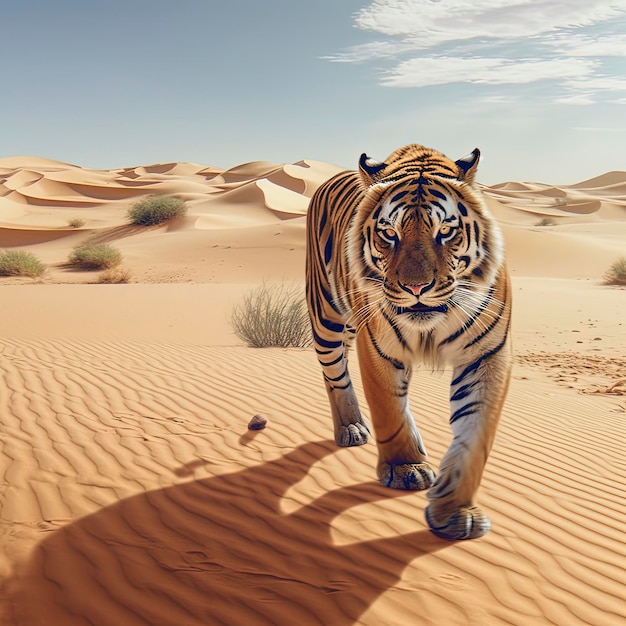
top-left (0, 156), bottom-right (624, 625)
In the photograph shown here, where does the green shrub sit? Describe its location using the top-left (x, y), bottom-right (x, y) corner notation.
top-left (0, 250), bottom-right (46, 277)
top-left (535, 217), bottom-right (556, 227)
top-left (603, 257), bottom-right (626, 286)
top-left (127, 194), bottom-right (188, 226)
top-left (230, 282), bottom-right (312, 348)
top-left (69, 243), bottom-right (122, 270)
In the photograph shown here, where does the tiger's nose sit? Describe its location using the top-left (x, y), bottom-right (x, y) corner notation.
top-left (400, 281), bottom-right (431, 296)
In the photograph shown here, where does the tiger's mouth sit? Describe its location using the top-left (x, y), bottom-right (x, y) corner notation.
top-left (395, 302), bottom-right (448, 315)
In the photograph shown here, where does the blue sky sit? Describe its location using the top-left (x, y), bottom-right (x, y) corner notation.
top-left (2, 0), bottom-right (625, 184)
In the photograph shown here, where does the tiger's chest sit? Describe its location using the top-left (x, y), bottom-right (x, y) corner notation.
top-left (362, 307), bottom-right (474, 368)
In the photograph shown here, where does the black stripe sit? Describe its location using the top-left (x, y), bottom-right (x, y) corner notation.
top-left (391, 190), bottom-right (409, 203)
top-left (458, 255), bottom-right (471, 270)
top-left (450, 380), bottom-right (479, 402)
top-left (320, 353), bottom-right (345, 367)
top-left (324, 230), bottom-right (334, 265)
top-left (450, 401), bottom-right (481, 424)
top-left (320, 283), bottom-right (343, 316)
top-left (440, 285), bottom-right (495, 345)
top-left (381, 307), bottom-right (410, 350)
top-left (312, 327), bottom-right (342, 349)
top-left (451, 325), bottom-right (509, 387)
top-left (367, 325), bottom-right (405, 370)
top-left (377, 423), bottom-right (404, 444)
top-left (319, 314), bottom-right (345, 334)
top-left (327, 379), bottom-right (353, 391)
top-left (315, 348), bottom-right (333, 356)
top-left (319, 205), bottom-right (328, 232)
top-left (464, 281), bottom-right (509, 349)
top-left (324, 371), bottom-right (349, 383)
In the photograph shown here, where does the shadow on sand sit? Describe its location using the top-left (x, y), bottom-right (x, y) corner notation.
top-left (6, 440), bottom-right (452, 625)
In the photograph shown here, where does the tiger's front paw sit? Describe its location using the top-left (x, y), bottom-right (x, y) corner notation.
top-left (425, 504), bottom-right (491, 540)
top-left (336, 422), bottom-right (370, 447)
top-left (378, 463), bottom-right (436, 490)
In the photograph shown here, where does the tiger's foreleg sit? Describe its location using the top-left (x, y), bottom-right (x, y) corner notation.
top-left (426, 338), bottom-right (512, 540)
top-left (320, 345), bottom-right (370, 447)
top-left (311, 307), bottom-right (370, 447)
top-left (356, 329), bottom-right (436, 491)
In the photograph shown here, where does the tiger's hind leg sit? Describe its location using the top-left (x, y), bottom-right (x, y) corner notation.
top-left (426, 339), bottom-right (512, 540)
top-left (356, 329), bottom-right (436, 491)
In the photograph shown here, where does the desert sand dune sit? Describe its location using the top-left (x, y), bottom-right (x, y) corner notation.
top-left (568, 171), bottom-right (626, 189)
top-left (0, 226), bottom-right (82, 248)
top-left (0, 156), bottom-right (79, 170)
top-left (0, 156), bottom-right (622, 283)
top-left (256, 178), bottom-right (310, 216)
top-left (210, 161), bottom-right (287, 185)
top-left (0, 156), bottom-right (625, 625)
top-left (1, 170), bottom-right (44, 191)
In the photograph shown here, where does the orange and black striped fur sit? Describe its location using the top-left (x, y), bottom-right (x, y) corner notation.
top-left (306, 144), bottom-right (511, 540)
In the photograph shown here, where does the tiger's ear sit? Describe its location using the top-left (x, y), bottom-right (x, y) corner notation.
top-left (455, 148), bottom-right (480, 184)
top-left (359, 153), bottom-right (387, 186)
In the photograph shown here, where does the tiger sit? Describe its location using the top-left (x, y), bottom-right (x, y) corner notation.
top-left (305, 143), bottom-right (512, 540)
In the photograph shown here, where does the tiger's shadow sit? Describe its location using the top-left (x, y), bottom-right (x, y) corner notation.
top-left (8, 440), bottom-right (452, 625)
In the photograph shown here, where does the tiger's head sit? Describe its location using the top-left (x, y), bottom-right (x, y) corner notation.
top-left (348, 144), bottom-right (504, 329)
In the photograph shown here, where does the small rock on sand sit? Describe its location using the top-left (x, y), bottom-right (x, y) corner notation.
top-left (248, 414), bottom-right (268, 430)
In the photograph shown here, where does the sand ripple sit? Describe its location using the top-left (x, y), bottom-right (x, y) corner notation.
top-left (0, 340), bottom-right (623, 625)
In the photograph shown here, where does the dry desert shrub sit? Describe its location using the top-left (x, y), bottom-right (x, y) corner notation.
top-left (127, 194), bottom-right (188, 226)
top-left (69, 242), bottom-right (122, 270)
top-left (0, 250), bottom-right (46, 277)
top-left (231, 282), bottom-right (312, 348)
top-left (535, 217), bottom-right (556, 226)
top-left (97, 267), bottom-right (132, 284)
top-left (603, 257), bottom-right (626, 286)
top-left (67, 218), bottom-right (85, 228)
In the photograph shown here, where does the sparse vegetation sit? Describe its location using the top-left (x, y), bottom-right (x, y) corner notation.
top-left (0, 250), bottom-right (46, 277)
top-left (97, 267), bottom-right (132, 284)
top-left (67, 218), bottom-right (85, 228)
top-left (230, 281), bottom-right (312, 348)
top-left (603, 257), bottom-right (626, 286)
top-left (127, 194), bottom-right (188, 226)
top-left (553, 197), bottom-right (568, 207)
top-left (68, 242), bottom-right (122, 270)
top-left (535, 217), bottom-right (557, 227)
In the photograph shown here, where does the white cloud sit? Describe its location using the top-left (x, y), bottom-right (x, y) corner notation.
top-left (542, 33), bottom-right (626, 56)
top-left (564, 76), bottom-right (626, 91)
top-left (479, 95), bottom-right (516, 103)
top-left (353, 0), bottom-right (625, 45)
top-left (322, 40), bottom-right (421, 63)
top-left (553, 94), bottom-right (596, 105)
top-left (327, 0), bottom-right (626, 99)
top-left (382, 57), bottom-right (595, 87)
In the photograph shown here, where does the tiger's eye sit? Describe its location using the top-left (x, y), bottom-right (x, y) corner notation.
top-left (382, 228), bottom-right (396, 240)
top-left (439, 225), bottom-right (452, 236)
